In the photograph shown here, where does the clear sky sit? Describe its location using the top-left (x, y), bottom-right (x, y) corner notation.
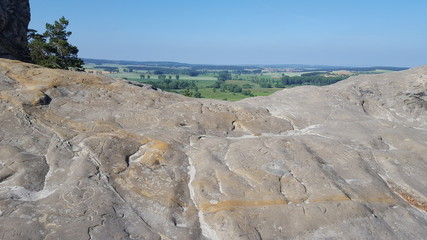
top-left (29, 0), bottom-right (427, 67)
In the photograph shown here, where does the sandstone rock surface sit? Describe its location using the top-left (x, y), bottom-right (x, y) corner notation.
top-left (0, 59), bottom-right (426, 239)
top-left (0, 0), bottom-right (30, 60)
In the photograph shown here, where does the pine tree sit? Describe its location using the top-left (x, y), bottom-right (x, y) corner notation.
top-left (28, 17), bottom-right (83, 70)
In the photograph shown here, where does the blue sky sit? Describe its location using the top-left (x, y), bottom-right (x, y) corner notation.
top-left (29, 0), bottom-right (427, 67)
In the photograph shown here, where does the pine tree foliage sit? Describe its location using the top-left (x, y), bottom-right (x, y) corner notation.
top-left (28, 17), bottom-right (83, 70)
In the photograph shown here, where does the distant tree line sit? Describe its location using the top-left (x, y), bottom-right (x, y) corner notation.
top-left (147, 79), bottom-right (202, 98)
top-left (205, 71), bottom-right (254, 96)
top-left (189, 65), bottom-right (258, 71)
top-left (308, 67), bottom-right (408, 72)
top-left (249, 73), bottom-right (350, 88)
top-left (216, 71), bottom-right (232, 81)
top-left (300, 72), bottom-right (325, 76)
top-left (93, 66), bottom-right (119, 73)
top-left (145, 79), bottom-right (195, 90)
top-left (124, 66), bottom-right (201, 76)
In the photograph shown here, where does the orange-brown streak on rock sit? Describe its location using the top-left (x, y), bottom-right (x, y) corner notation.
top-left (200, 199), bottom-right (288, 213)
top-left (386, 181), bottom-right (427, 212)
top-left (201, 195), bottom-right (400, 213)
top-left (396, 191), bottom-right (427, 212)
top-left (308, 195), bottom-right (351, 203)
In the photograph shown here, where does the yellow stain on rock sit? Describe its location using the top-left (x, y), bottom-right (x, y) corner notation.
top-left (0, 59), bottom-right (130, 100)
top-left (199, 195), bottom-right (399, 213)
top-left (115, 175), bottom-right (191, 208)
top-left (308, 195), bottom-right (351, 203)
top-left (138, 140), bottom-right (170, 167)
top-left (0, 92), bottom-right (21, 106)
top-left (200, 199), bottom-right (288, 213)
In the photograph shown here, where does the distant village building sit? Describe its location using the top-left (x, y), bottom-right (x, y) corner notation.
top-left (84, 70), bottom-right (110, 75)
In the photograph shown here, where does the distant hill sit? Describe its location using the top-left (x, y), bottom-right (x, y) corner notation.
top-left (82, 58), bottom-right (408, 72)
top-left (83, 58), bottom-right (191, 68)
top-left (82, 58), bottom-right (258, 71)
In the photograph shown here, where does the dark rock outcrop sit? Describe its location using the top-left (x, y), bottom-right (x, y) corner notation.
top-left (0, 0), bottom-right (30, 61)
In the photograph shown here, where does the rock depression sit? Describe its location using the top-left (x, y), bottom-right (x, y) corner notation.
top-left (0, 59), bottom-right (426, 239)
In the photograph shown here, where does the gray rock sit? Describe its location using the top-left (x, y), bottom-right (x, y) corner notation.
top-left (0, 0), bottom-right (30, 60)
top-left (0, 59), bottom-right (426, 239)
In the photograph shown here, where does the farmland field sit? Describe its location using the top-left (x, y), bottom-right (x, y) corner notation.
top-left (83, 59), bottom-right (408, 101)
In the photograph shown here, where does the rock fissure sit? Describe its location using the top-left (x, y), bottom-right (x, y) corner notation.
top-left (254, 227), bottom-right (263, 240)
top-left (186, 155), bottom-right (219, 240)
top-left (278, 175), bottom-right (286, 200)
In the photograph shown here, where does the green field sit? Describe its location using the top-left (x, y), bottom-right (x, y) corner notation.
top-left (83, 62), bottom-right (406, 101)
top-left (111, 74), bottom-right (305, 101)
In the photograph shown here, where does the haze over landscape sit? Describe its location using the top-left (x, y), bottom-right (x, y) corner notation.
top-left (29, 0), bottom-right (427, 67)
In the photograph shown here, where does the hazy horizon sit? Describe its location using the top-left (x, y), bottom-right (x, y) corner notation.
top-left (81, 57), bottom-right (413, 69)
top-left (29, 0), bottom-right (427, 67)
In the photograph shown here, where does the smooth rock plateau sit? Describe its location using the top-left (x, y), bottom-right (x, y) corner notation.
top-left (0, 59), bottom-right (426, 239)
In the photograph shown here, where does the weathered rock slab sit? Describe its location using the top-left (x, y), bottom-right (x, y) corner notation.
top-left (0, 59), bottom-right (426, 239)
